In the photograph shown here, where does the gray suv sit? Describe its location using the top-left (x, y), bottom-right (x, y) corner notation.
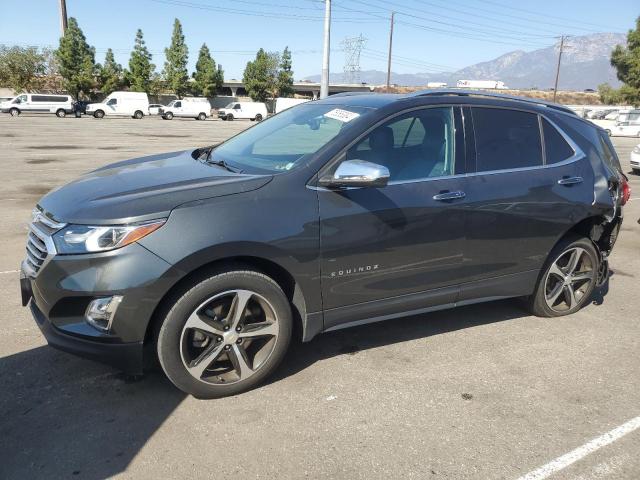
top-left (21, 91), bottom-right (629, 398)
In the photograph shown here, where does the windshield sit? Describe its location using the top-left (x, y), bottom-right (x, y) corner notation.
top-left (224, 102), bottom-right (236, 109)
top-left (167, 100), bottom-right (177, 107)
top-left (212, 103), bottom-right (371, 173)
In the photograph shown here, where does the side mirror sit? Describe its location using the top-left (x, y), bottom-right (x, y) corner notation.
top-left (320, 159), bottom-right (390, 188)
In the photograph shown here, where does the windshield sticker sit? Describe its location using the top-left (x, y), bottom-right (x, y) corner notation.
top-left (323, 108), bottom-right (360, 123)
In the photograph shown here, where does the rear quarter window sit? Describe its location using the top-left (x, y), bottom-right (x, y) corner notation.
top-left (472, 108), bottom-right (543, 172)
top-left (542, 118), bottom-right (575, 164)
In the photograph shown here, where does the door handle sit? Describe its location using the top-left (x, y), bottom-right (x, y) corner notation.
top-left (433, 191), bottom-right (466, 201)
top-left (557, 176), bottom-right (583, 185)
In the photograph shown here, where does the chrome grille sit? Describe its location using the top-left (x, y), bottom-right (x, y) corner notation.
top-left (24, 208), bottom-right (66, 277)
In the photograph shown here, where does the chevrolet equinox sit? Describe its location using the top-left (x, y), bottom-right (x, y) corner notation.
top-left (21, 91), bottom-right (629, 398)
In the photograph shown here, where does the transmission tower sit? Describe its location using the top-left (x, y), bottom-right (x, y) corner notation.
top-left (341, 34), bottom-right (366, 84)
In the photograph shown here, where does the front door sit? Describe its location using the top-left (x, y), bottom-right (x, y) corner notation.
top-left (318, 106), bottom-right (468, 329)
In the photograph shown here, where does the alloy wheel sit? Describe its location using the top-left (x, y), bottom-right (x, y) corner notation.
top-left (544, 247), bottom-right (595, 312)
top-left (179, 289), bottom-right (280, 385)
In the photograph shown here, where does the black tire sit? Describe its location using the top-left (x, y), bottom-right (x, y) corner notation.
top-left (197, 112), bottom-right (207, 121)
top-left (56, 109), bottom-right (66, 118)
top-left (157, 270), bottom-right (293, 398)
top-left (94, 110), bottom-right (105, 119)
top-left (226, 114), bottom-right (234, 121)
top-left (255, 114), bottom-right (263, 122)
top-left (9, 108), bottom-right (20, 117)
top-left (133, 110), bottom-right (144, 119)
top-left (632, 169), bottom-right (640, 176)
top-left (527, 236), bottom-right (599, 317)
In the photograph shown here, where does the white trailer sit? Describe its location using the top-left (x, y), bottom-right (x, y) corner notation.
top-left (456, 80), bottom-right (508, 89)
top-left (426, 82), bottom-right (447, 88)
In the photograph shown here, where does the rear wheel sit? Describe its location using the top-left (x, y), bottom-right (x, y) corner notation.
top-left (94, 110), bottom-right (105, 119)
top-left (197, 112), bottom-right (207, 121)
top-left (157, 270), bottom-right (292, 398)
top-left (9, 108), bottom-right (20, 117)
top-left (133, 110), bottom-right (144, 119)
top-left (255, 114), bottom-right (263, 122)
top-left (56, 109), bottom-right (66, 118)
top-left (528, 236), bottom-right (599, 317)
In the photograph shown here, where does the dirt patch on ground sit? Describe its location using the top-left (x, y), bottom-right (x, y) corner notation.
top-left (27, 159), bottom-right (63, 164)
top-left (21, 185), bottom-right (53, 197)
top-left (28, 145), bottom-right (81, 150)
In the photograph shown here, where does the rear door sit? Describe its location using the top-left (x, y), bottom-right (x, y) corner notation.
top-left (318, 106), bottom-right (468, 328)
top-left (460, 106), bottom-right (592, 299)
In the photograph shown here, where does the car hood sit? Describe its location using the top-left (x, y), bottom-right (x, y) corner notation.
top-left (38, 149), bottom-right (272, 225)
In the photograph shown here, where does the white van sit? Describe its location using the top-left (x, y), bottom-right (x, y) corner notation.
top-left (161, 97), bottom-right (210, 120)
top-left (1, 93), bottom-right (74, 117)
top-left (86, 91), bottom-right (149, 119)
top-left (218, 102), bottom-right (268, 121)
top-left (274, 97), bottom-right (310, 114)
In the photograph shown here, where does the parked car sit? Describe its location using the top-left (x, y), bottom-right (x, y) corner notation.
top-left (160, 98), bottom-right (210, 120)
top-left (86, 91), bottom-right (149, 119)
top-left (218, 101), bottom-right (267, 121)
top-left (631, 144), bottom-right (640, 174)
top-left (1, 93), bottom-right (74, 117)
top-left (609, 109), bottom-right (640, 137)
top-left (148, 104), bottom-right (164, 115)
top-left (21, 90), bottom-right (628, 398)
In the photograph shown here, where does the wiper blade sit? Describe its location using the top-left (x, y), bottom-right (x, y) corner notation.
top-left (207, 154), bottom-right (242, 173)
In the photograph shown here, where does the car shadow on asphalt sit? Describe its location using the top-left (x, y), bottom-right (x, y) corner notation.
top-left (0, 345), bottom-right (185, 480)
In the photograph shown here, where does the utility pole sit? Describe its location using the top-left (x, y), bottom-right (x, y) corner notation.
top-left (58, 0), bottom-right (68, 35)
top-left (553, 35), bottom-right (565, 102)
top-left (386, 12), bottom-right (395, 92)
top-left (320, 0), bottom-right (331, 99)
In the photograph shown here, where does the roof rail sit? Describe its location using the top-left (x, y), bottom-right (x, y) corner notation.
top-left (410, 89), bottom-right (577, 116)
top-left (328, 91), bottom-right (374, 98)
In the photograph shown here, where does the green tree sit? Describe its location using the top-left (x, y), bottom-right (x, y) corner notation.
top-left (192, 43), bottom-right (223, 97)
top-left (277, 46), bottom-right (294, 97)
top-left (242, 48), bottom-right (280, 102)
top-left (598, 83), bottom-right (624, 105)
top-left (54, 17), bottom-right (96, 99)
top-left (126, 29), bottom-right (155, 93)
top-left (0, 46), bottom-right (47, 92)
top-left (97, 48), bottom-right (124, 94)
top-left (609, 17), bottom-right (640, 105)
top-left (163, 18), bottom-right (189, 97)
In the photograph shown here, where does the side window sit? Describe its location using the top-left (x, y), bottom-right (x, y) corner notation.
top-left (234, 104), bottom-right (241, 110)
top-left (346, 107), bottom-right (455, 182)
top-left (32, 95), bottom-right (45, 102)
top-left (174, 101), bottom-right (181, 108)
top-left (542, 118), bottom-right (574, 164)
top-left (106, 98), bottom-right (117, 106)
top-left (472, 108), bottom-right (543, 172)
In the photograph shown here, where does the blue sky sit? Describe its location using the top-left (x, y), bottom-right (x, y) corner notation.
top-left (0, 0), bottom-right (637, 80)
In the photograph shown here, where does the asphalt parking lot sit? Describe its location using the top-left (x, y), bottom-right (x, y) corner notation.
top-left (0, 114), bottom-right (639, 480)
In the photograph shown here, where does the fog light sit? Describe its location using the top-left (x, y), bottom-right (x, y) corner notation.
top-left (85, 296), bottom-right (123, 332)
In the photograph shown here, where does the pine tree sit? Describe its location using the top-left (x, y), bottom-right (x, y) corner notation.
top-left (126, 29), bottom-right (155, 93)
top-left (97, 48), bottom-right (123, 94)
top-left (54, 17), bottom-right (96, 99)
top-left (242, 49), bottom-right (280, 102)
top-left (163, 19), bottom-right (189, 98)
top-left (192, 43), bottom-right (223, 97)
top-left (277, 46), bottom-right (294, 98)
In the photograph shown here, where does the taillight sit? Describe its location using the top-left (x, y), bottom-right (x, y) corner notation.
top-left (621, 177), bottom-right (630, 205)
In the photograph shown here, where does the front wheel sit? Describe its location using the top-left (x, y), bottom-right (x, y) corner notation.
top-left (157, 270), bottom-right (292, 398)
top-left (226, 114), bottom-right (234, 121)
top-left (9, 108), bottom-right (20, 117)
top-left (164, 112), bottom-right (174, 120)
top-left (94, 110), bottom-right (105, 119)
top-left (527, 236), bottom-right (599, 317)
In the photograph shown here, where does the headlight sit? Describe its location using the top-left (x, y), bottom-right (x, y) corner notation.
top-left (53, 220), bottom-right (166, 254)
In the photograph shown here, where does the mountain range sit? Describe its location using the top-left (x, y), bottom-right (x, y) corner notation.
top-left (304, 33), bottom-right (626, 90)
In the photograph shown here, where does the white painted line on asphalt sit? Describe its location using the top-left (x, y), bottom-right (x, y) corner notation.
top-left (0, 270), bottom-right (19, 275)
top-left (517, 416), bottom-right (640, 480)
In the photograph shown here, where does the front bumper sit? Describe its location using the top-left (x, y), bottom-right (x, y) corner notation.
top-left (22, 242), bottom-right (183, 373)
top-left (631, 152), bottom-right (640, 170)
